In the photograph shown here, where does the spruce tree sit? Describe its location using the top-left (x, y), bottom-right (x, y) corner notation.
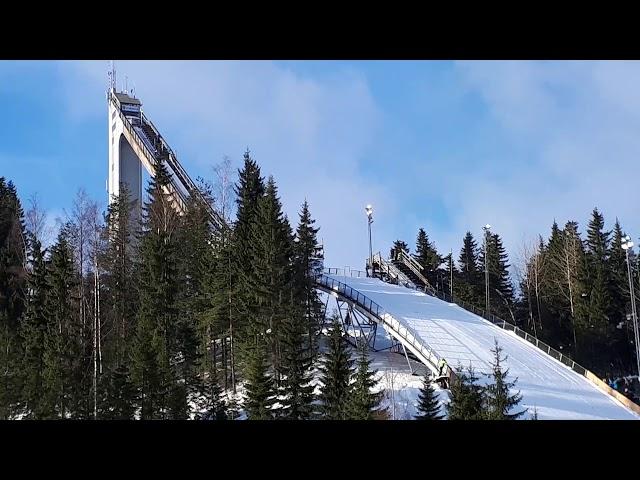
top-left (19, 236), bottom-right (51, 418)
top-left (539, 221), bottom-right (571, 345)
top-left (0, 178), bottom-right (27, 418)
top-left (207, 234), bottom-right (237, 391)
top-left (318, 318), bottom-right (354, 419)
top-left (478, 232), bottom-right (515, 321)
top-left (446, 365), bottom-right (484, 420)
top-left (576, 208), bottom-right (611, 372)
top-left (232, 149), bottom-right (265, 343)
top-left (130, 311), bottom-right (162, 419)
top-left (346, 342), bottom-right (384, 420)
top-left (131, 160), bottom-right (183, 419)
top-left (175, 192), bottom-right (213, 416)
top-left (279, 303), bottom-right (315, 419)
top-left (102, 185), bottom-right (138, 367)
top-left (414, 228), bottom-right (442, 289)
top-left (243, 338), bottom-right (277, 420)
top-left (247, 177), bottom-right (294, 383)
top-left (293, 200), bottom-right (324, 358)
top-left (0, 178), bottom-right (27, 331)
top-left (607, 219), bottom-right (633, 373)
top-left (392, 240), bottom-right (409, 255)
top-left (414, 374), bottom-right (443, 420)
top-left (455, 232), bottom-right (482, 306)
top-left (194, 371), bottom-right (228, 420)
top-left (98, 363), bottom-right (137, 419)
top-left (483, 339), bottom-right (525, 420)
top-left (42, 227), bottom-right (79, 418)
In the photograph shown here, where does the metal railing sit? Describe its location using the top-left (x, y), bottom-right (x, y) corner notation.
top-left (110, 92), bottom-right (228, 234)
top-left (431, 288), bottom-right (589, 377)
top-left (113, 99), bottom-right (188, 209)
top-left (320, 266), bottom-right (640, 413)
top-left (369, 252), bottom-right (417, 289)
top-left (323, 267), bottom-right (368, 278)
top-left (396, 250), bottom-right (436, 295)
top-left (315, 273), bottom-right (447, 377)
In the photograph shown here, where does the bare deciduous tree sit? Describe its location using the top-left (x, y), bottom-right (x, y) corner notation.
top-left (549, 223), bottom-right (582, 348)
top-left (25, 193), bottom-right (55, 246)
top-left (515, 237), bottom-right (543, 336)
top-left (212, 156), bottom-right (235, 223)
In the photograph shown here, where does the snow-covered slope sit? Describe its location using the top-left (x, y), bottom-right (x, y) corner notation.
top-left (327, 275), bottom-right (639, 420)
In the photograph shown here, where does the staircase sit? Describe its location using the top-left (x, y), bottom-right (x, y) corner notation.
top-left (368, 252), bottom-right (416, 290)
top-left (391, 249), bottom-right (436, 295)
top-left (112, 90), bottom-right (228, 233)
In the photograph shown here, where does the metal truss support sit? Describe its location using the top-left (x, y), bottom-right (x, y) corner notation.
top-left (400, 343), bottom-right (415, 375)
top-left (321, 295), bottom-right (379, 351)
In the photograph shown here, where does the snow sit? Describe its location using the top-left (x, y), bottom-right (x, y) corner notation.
top-left (327, 274), bottom-right (640, 420)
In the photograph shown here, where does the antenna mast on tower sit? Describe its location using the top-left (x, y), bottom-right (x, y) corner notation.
top-left (107, 61), bottom-right (117, 92)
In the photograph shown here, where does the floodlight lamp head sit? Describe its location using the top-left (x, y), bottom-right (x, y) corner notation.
top-left (365, 205), bottom-right (373, 217)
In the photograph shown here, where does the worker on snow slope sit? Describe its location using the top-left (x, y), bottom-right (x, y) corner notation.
top-left (438, 357), bottom-right (448, 377)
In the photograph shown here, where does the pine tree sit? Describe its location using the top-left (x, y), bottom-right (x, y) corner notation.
top-left (483, 339), bottom-right (525, 420)
top-left (346, 342), bottom-right (384, 420)
top-left (446, 365), bottom-right (484, 420)
top-left (414, 374), bottom-right (443, 420)
top-left (318, 318), bottom-right (354, 419)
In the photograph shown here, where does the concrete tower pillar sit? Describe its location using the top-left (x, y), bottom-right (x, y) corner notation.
top-left (107, 89), bottom-right (143, 221)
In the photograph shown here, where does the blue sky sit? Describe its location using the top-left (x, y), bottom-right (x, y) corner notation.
top-left (1, 60), bottom-right (639, 275)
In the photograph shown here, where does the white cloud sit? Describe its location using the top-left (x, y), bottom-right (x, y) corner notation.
top-left (430, 61), bottom-right (640, 270)
top-left (52, 60), bottom-right (640, 278)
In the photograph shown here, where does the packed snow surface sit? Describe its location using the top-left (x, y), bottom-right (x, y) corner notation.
top-left (327, 275), bottom-right (640, 420)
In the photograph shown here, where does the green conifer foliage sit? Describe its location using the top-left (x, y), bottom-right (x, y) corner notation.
top-left (483, 339), bottom-right (525, 420)
top-left (346, 342), bottom-right (384, 420)
top-left (414, 374), bottom-right (443, 420)
top-left (244, 338), bottom-right (277, 420)
top-left (446, 365), bottom-right (484, 420)
top-left (318, 318), bottom-right (354, 419)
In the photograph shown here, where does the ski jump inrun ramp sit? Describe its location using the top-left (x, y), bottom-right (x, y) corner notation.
top-left (315, 272), bottom-right (640, 420)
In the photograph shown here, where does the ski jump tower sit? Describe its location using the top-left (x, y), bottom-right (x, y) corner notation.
top-left (106, 67), bottom-right (226, 231)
